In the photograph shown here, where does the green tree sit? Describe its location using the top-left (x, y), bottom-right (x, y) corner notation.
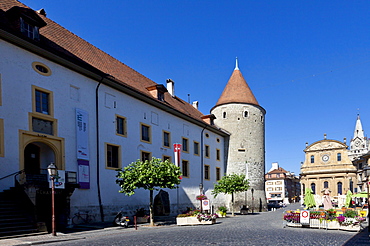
top-left (212, 173), bottom-right (250, 216)
top-left (116, 158), bottom-right (182, 226)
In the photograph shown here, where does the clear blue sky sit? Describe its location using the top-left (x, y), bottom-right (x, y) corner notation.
top-left (21, 0), bottom-right (370, 174)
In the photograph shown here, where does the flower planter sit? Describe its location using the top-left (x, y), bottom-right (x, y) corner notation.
top-left (286, 222), bottom-right (302, 227)
top-left (136, 217), bottom-right (149, 224)
top-left (340, 224), bottom-right (361, 232)
top-left (309, 219), bottom-right (323, 228)
top-left (176, 217), bottom-right (215, 226)
top-left (327, 221), bottom-right (340, 230)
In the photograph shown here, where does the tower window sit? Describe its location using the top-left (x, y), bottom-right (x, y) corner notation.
top-left (223, 112), bottom-right (227, 118)
top-left (310, 155), bottom-right (314, 163)
top-left (244, 111), bottom-right (248, 117)
top-left (324, 181), bottom-right (328, 188)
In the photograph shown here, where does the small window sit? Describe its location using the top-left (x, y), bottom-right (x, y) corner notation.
top-left (116, 115), bottom-right (127, 137)
top-left (32, 62), bottom-right (51, 76)
top-left (311, 183), bottom-right (316, 194)
top-left (182, 160), bottom-right (189, 178)
top-left (182, 137), bottom-right (189, 152)
top-left (310, 155), bottom-right (314, 163)
top-left (140, 123), bottom-right (151, 143)
top-left (158, 92), bottom-right (164, 101)
top-left (163, 131), bottom-right (171, 148)
top-left (141, 151), bottom-right (151, 162)
top-left (204, 165), bottom-right (210, 180)
top-left (205, 133), bottom-right (209, 138)
top-left (337, 153), bottom-right (341, 162)
top-left (260, 116), bottom-right (264, 122)
top-left (223, 112), bottom-right (227, 118)
top-left (324, 181), bottom-right (328, 188)
top-left (163, 155), bottom-right (171, 162)
top-left (216, 138), bottom-right (220, 143)
top-left (20, 17), bottom-right (39, 40)
top-left (244, 111), bottom-right (248, 117)
top-left (216, 149), bottom-right (220, 161)
top-left (216, 167), bottom-right (221, 181)
top-left (205, 145), bottom-right (210, 158)
top-left (106, 144), bottom-right (120, 169)
top-left (193, 141), bottom-right (199, 156)
top-left (337, 182), bottom-right (342, 195)
top-left (35, 89), bottom-right (50, 115)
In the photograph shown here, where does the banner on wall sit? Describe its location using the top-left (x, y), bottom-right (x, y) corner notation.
top-left (76, 108), bottom-right (89, 160)
top-left (173, 143), bottom-right (182, 167)
top-left (48, 170), bottom-right (65, 189)
top-left (78, 159), bottom-right (90, 189)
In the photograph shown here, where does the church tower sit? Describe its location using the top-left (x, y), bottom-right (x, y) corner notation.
top-left (211, 59), bottom-right (266, 211)
top-left (348, 114), bottom-right (369, 161)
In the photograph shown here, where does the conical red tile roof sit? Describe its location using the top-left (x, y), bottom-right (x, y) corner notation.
top-left (215, 68), bottom-right (259, 107)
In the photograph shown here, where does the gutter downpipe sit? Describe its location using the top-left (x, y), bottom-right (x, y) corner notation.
top-left (96, 76), bottom-right (105, 222)
top-left (200, 125), bottom-right (208, 194)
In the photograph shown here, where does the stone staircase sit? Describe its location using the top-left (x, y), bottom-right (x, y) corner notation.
top-left (0, 187), bottom-right (38, 237)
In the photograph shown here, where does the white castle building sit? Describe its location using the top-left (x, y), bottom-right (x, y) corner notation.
top-left (0, 0), bottom-right (266, 233)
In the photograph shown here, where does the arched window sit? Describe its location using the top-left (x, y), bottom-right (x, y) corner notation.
top-left (311, 183), bottom-right (316, 194)
top-left (337, 182), bottom-right (342, 195)
top-left (223, 112), bottom-right (227, 118)
top-left (337, 153), bottom-right (341, 161)
top-left (310, 155), bottom-right (314, 163)
top-left (324, 181), bottom-right (328, 188)
top-left (244, 111), bottom-right (248, 117)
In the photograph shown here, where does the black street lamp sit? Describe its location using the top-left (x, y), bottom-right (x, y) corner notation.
top-left (47, 163), bottom-right (57, 236)
top-left (251, 188), bottom-right (254, 214)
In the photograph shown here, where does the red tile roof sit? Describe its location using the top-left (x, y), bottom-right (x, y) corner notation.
top-left (214, 68), bottom-right (259, 108)
top-left (0, 0), bottom-right (212, 127)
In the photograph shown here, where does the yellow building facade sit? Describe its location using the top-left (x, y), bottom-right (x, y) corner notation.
top-left (300, 138), bottom-right (357, 197)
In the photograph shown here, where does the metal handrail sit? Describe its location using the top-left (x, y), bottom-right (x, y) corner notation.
top-left (0, 170), bottom-right (24, 181)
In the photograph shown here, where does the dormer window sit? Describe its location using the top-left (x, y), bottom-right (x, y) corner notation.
top-left (20, 17), bottom-right (39, 40)
top-left (6, 6), bottom-right (47, 42)
top-left (146, 84), bottom-right (167, 102)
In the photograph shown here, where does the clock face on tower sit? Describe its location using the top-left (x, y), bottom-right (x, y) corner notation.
top-left (322, 155), bottom-right (329, 162)
top-left (355, 140), bottom-right (361, 147)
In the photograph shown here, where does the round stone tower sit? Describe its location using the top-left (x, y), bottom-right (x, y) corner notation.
top-left (211, 59), bottom-right (266, 212)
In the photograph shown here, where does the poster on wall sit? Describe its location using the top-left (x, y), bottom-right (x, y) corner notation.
top-left (78, 159), bottom-right (90, 189)
top-left (76, 108), bottom-right (89, 160)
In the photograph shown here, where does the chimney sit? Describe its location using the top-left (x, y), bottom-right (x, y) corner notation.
top-left (166, 79), bottom-right (174, 97)
top-left (192, 101), bottom-right (199, 109)
top-left (37, 8), bottom-right (47, 16)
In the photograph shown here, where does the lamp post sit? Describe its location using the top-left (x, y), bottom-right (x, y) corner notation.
top-left (47, 163), bottom-right (57, 236)
top-left (251, 188), bottom-right (254, 214)
top-left (199, 183), bottom-right (203, 212)
top-left (363, 165), bottom-right (370, 232)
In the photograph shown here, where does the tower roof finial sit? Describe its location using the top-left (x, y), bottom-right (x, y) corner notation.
top-left (235, 57), bottom-right (239, 70)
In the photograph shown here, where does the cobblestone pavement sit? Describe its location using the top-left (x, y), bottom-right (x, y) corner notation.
top-left (1, 203), bottom-right (368, 246)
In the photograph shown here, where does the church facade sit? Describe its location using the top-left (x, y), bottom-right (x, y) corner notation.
top-left (0, 0), bottom-right (266, 230)
top-left (300, 115), bottom-right (369, 199)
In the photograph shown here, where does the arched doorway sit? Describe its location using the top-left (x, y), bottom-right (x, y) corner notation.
top-left (24, 142), bottom-right (56, 175)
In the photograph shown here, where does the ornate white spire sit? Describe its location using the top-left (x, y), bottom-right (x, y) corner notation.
top-left (235, 57), bottom-right (239, 70)
top-left (354, 114), bottom-right (364, 139)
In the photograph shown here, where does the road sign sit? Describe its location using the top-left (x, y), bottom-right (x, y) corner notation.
top-left (300, 210), bottom-right (310, 224)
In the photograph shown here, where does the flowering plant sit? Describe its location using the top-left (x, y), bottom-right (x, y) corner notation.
top-left (283, 212), bottom-right (300, 223)
top-left (337, 215), bottom-right (364, 226)
top-left (196, 213), bottom-right (218, 221)
top-left (196, 194), bottom-right (208, 200)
